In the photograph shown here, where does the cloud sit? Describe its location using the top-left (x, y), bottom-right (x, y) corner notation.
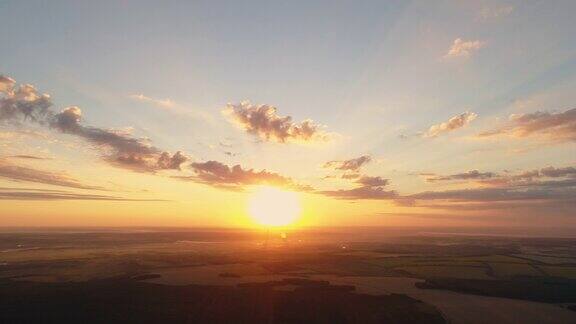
top-left (223, 101), bottom-right (331, 143)
top-left (341, 173), bottom-right (361, 180)
top-left (323, 155), bottom-right (372, 172)
top-left (0, 160), bottom-right (101, 190)
top-left (426, 170), bottom-right (497, 182)
top-left (1, 76), bottom-right (189, 173)
top-left (356, 175), bottom-right (389, 187)
top-left (0, 75), bottom-right (16, 93)
top-left (51, 106), bottom-right (188, 172)
top-left (410, 186), bottom-right (574, 202)
top-left (322, 163), bottom-right (576, 213)
top-left (219, 139), bottom-right (234, 148)
top-left (157, 151), bottom-right (188, 170)
top-left (0, 129), bottom-right (47, 141)
top-left (320, 186), bottom-right (397, 200)
top-left (540, 166), bottom-right (576, 178)
top-left (129, 93), bottom-right (213, 122)
top-left (444, 38), bottom-right (485, 59)
top-left (320, 158), bottom-right (397, 200)
top-left (510, 178), bottom-right (576, 189)
top-left (408, 165), bottom-right (576, 214)
top-left (128, 94), bottom-right (175, 109)
top-left (8, 155), bottom-right (49, 160)
top-left (479, 166), bottom-right (576, 187)
top-left (4, 74), bottom-right (326, 192)
top-left (478, 5), bottom-right (514, 21)
top-left (0, 77), bottom-right (52, 124)
top-left (422, 165), bottom-right (576, 188)
top-left (320, 173), bottom-right (396, 200)
top-left (0, 187), bottom-right (164, 201)
top-left (423, 112), bottom-right (477, 138)
top-left (176, 160), bottom-right (310, 191)
top-left (478, 108), bottom-right (576, 142)
top-left (416, 199), bottom-right (575, 211)
top-left (223, 151), bottom-right (238, 157)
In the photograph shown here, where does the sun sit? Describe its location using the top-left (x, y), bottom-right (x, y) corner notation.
top-left (249, 186), bottom-right (301, 227)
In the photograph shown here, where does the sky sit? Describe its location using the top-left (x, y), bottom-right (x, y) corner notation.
top-left (1, 0), bottom-right (575, 230)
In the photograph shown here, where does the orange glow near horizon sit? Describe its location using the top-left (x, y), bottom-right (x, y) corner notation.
top-left (248, 186), bottom-right (301, 227)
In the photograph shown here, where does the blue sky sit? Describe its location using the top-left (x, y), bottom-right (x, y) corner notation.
top-left (1, 0), bottom-right (576, 227)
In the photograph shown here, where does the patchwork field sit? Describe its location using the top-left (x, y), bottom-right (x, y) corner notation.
top-left (490, 263), bottom-right (543, 278)
top-left (538, 266), bottom-right (576, 279)
top-left (398, 265), bottom-right (492, 280)
top-left (1, 229), bottom-right (576, 324)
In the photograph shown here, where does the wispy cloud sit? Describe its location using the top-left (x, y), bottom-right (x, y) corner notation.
top-left (320, 174), bottom-right (396, 200)
top-left (444, 38), bottom-right (485, 59)
top-left (341, 173), bottom-right (361, 179)
top-left (0, 160), bottom-right (101, 190)
top-left (3, 75), bottom-right (330, 193)
top-left (175, 160), bottom-right (311, 192)
top-left (1, 75), bottom-right (189, 173)
top-left (319, 156), bottom-right (399, 200)
top-left (51, 106), bottom-right (189, 172)
top-left (478, 108), bottom-right (576, 143)
top-left (408, 165), bottom-right (576, 215)
top-left (423, 112), bottom-right (477, 137)
top-left (223, 101), bottom-right (332, 144)
top-left (479, 166), bottom-right (576, 187)
top-left (410, 186), bottom-right (574, 202)
top-left (7, 155), bottom-right (50, 160)
top-left (355, 175), bottom-right (389, 187)
top-left (478, 5), bottom-right (514, 21)
top-left (0, 129), bottom-right (48, 141)
top-left (0, 187), bottom-right (164, 201)
top-left (320, 185), bottom-right (397, 200)
top-left (422, 165), bottom-right (576, 187)
top-left (129, 93), bottom-right (175, 109)
top-left (425, 170), bottom-right (497, 182)
top-left (376, 165), bottom-right (576, 215)
top-left (128, 93), bottom-right (213, 122)
top-left (323, 155), bottom-right (372, 172)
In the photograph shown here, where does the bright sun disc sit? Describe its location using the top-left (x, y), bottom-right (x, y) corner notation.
top-left (249, 186), bottom-right (301, 227)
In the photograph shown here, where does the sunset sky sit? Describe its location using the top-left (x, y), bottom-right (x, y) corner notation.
top-left (1, 0), bottom-right (575, 229)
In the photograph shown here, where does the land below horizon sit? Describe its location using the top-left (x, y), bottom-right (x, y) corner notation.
top-left (1, 227), bottom-right (576, 324)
